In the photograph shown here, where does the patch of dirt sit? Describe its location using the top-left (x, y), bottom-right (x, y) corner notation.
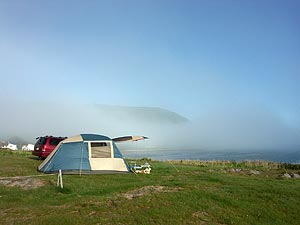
top-left (192, 211), bottom-right (227, 225)
top-left (0, 177), bottom-right (45, 190)
top-left (121, 185), bottom-right (182, 200)
top-left (192, 211), bottom-right (210, 218)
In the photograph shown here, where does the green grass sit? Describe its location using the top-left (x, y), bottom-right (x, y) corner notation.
top-left (0, 150), bottom-right (300, 225)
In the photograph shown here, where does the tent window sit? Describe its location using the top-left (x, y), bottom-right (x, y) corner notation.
top-left (91, 142), bottom-right (111, 158)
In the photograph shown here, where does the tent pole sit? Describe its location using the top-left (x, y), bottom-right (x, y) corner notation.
top-left (79, 142), bottom-right (84, 176)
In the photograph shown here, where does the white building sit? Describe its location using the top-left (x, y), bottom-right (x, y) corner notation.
top-left (5, 143), bottom-right (18, 150)
top-left (22, 144), bottom-right (34, 151)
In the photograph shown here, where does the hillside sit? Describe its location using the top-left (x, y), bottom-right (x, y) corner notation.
top-left (0, 150), bottom-right (300, 225)
top-left (94, 104), bottom-right (189, 124)
top-left (0, 104), bottom-right (189, 144)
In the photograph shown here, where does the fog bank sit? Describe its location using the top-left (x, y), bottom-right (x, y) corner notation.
top-left (0, 102), bottom-right (299, 152)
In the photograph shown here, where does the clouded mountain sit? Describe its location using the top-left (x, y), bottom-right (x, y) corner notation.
top-left (0, 103), bottom-right (189, 143)
top-left (94, 104), bottom-right (189, 124)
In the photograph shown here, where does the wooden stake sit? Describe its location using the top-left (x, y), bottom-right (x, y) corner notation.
top-left (57, 169), bottom-right (63, 189)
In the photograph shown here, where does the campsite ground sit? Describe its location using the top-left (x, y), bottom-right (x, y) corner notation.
top-left (0, 150), bottom-right (300, 225)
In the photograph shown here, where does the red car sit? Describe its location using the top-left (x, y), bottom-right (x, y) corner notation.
top-left (32, 136), bottom-right (67, 159)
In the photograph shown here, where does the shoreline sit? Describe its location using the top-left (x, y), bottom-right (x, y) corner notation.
top-left (122, 149), bottom-right (300, 164)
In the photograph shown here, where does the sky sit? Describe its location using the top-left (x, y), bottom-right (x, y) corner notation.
top-left (0, 0), bottom-right (299, 150)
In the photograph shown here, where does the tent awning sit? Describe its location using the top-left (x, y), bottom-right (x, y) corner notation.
top-left (112, 136), bottom-right (148, 142)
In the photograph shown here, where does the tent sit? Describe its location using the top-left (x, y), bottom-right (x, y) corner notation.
top-left (38, 134), bottom-right (130, 174)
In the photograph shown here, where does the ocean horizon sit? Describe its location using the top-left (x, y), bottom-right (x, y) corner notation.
top-left (122, 149), bottom-right (300, 164)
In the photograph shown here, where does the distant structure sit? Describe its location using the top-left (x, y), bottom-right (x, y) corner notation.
top-left (22, 144), bottom-right (34, 151)
top-left (0, 141), bottom-right (6, 148)
top-left (2, 143), bottom-right (18, 150)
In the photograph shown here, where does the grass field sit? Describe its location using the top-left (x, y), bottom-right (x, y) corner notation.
top-left (0, 150), bottom-right (300, 225)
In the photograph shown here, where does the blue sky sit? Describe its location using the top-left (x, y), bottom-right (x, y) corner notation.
top-left (0, 0), bottom-right (299, 145)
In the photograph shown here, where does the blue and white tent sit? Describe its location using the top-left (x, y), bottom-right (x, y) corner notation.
top-left (38, 134), bottom-right (130, 174)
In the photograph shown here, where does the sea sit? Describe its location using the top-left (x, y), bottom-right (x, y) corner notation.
top-left (122, 149), bottom-right (300, 164)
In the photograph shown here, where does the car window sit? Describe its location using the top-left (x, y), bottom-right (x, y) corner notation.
top-left (36, 137), bottom-right (46, 145)
top-left (49, 139), bottom-right (62, 146)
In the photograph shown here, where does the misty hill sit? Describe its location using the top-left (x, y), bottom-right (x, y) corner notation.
top-left (0, 104), bottom-right (189, 144)
top-left (94, 105), bottom-right (189, 124)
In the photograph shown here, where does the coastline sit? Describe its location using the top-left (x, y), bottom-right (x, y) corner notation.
top-left (122, 149), bottom-right (300, 164)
